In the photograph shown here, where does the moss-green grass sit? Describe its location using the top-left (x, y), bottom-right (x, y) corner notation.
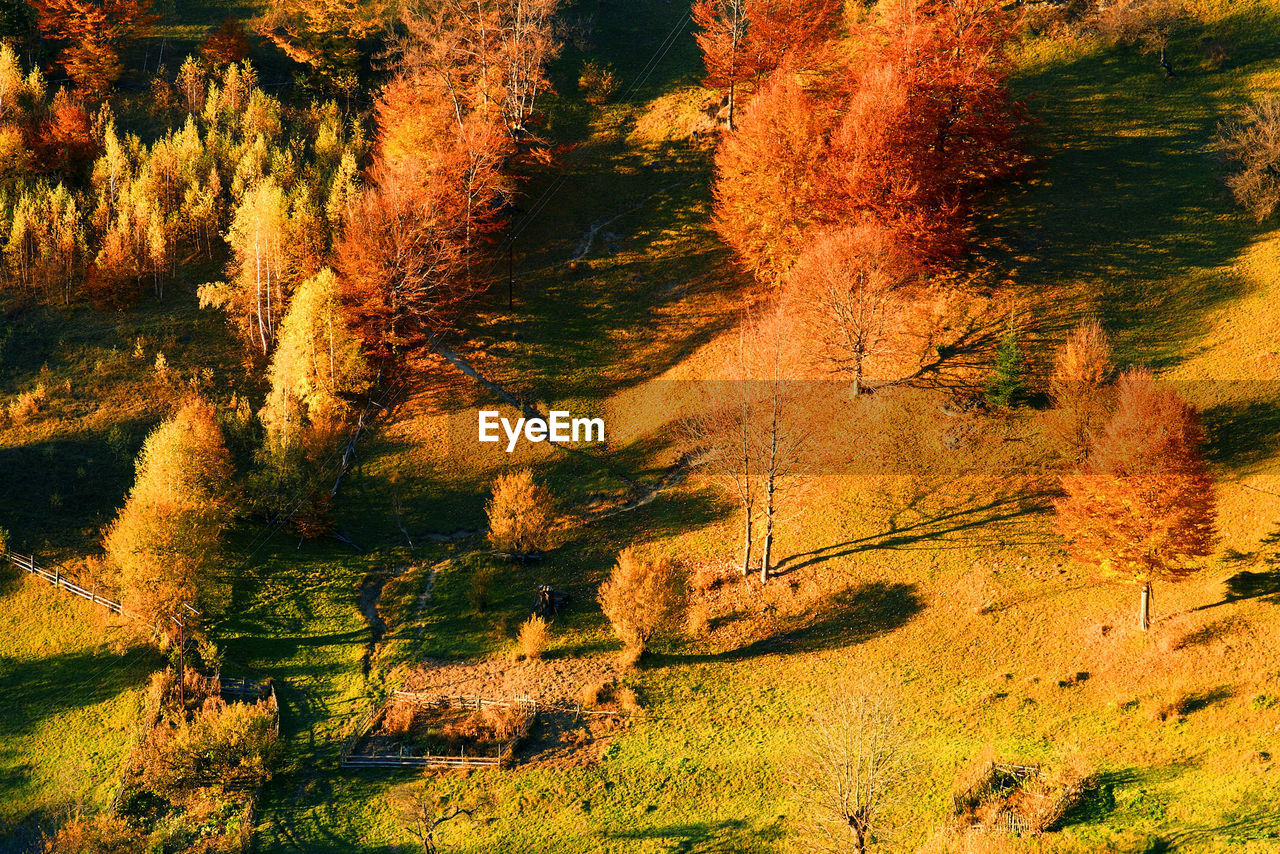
top-left (6, 0), bottom-right (1280, 849)
top-left (0, 576), bottom-right (162, 843)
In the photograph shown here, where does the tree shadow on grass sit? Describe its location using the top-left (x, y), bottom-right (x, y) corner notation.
top-left (773, 485), bottom-right (1051, 577)
top-left (1220, 570), bottom-right (1280, 604)
top-left (0, 649), bottom-right (159, 742)
top-left (1058, 763), bottom-right (1189, 829)
top-left (658, 581), bottom-right (923, 664)
top-left (607, 818), bottom-right (784, 853)
top-left (0, 429), bottom-right (144, 552)
top-left (1202, 398), bottom-right (1280, 472)
top-left (1180, 684), bottom-right (1235, 715)
top-left (986, 12), bottom-right (1280, 370)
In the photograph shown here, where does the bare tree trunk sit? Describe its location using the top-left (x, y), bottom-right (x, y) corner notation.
top-left (741, 508), bottom-right (753, 577)
top-left (760, 526), bottom-right (772, 584)
top-left (761, 469), bottom-right (775, 583)
top-left (1139, 580), bottom-right (1152, 632)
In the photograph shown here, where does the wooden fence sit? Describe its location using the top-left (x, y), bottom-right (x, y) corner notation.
top-left (392, 691), bottom-right (539, 716)
top-left (340, 693), bottom-right (537, 770)
top-left (2, 547), bottom-right (128, 617)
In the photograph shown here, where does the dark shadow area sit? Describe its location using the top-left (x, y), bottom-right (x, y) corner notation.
top-left (1202, 398), bottom-right (1280, 471)
top-left (0, 649), bottom-right (159, 741)
top-left (1195, 568), bottom-right (1280, 612)
top-left (984, 9), bottom-right (1280, 370)
top-left (659, 581), bottom-right (923, 664)
top-left (0, 429), bottom-right (146, 551)
top-left (1223, 569), bottom-right (1280, 603)
top-left (608, 819), bottom-right (784, 853)
top-left (1180, 685), bottom-right (1235, 715)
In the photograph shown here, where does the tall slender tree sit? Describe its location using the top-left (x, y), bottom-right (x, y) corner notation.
top-left (105, 398), bottom-right (236, 627)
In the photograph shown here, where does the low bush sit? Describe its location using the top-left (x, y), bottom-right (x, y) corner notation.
top-left (517, 614), bottom-right (549, 660)
top-left (579, 60), bottom-right (618, 105)
top-left (486, 470), bottom-right (556, 556)
top-left (598, 548), bottom-right (686, 661)
top-left (139, 697), bottom-right (277, 794)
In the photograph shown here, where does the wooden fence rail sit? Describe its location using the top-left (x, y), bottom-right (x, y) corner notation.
top-left (392, 691), bottom-right (539, 715)
top-left (1, 547), bottom-right (128, 617)
top-left (342, 754), bottom-right (503, 770)
top-left (340, 693), bottom-right (535, 770)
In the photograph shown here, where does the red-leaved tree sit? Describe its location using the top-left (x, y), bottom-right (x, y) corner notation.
top-left (32, 0), bottom-right (157, 97)
top-left (1055, 369), bottom-right (1216, 631)
top-left (712, 0), bottom-right (1023, 280)
top-left (338, 72), bottom-right (511, 357)
top-left (692, 0), bottom-right (838, 129)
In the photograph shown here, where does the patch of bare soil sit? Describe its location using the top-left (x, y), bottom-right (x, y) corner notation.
top-left (402, 656), bottom-right (621, 703)
top-left (400, 656), bottom-right (634, 768)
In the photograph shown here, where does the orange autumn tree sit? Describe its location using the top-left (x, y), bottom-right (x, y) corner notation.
top-left (713, 72), bottom-right (827, 280)
top-left (839, 0), bottom-right (1023, 257)
top-left (32, 0), bottom-right (157, 97)
top-left (712, 0), bottom-right (1023, 280)
top-left (105, 398), bottom-right (237, 627)
top-left (692, 0), bottom-right (838, 130)
top-left (1046, 318), bottom-right (1113, 462)
top-left (1055, 369), bottom-right (1216, 631)
top-left (401, 0), bottom-right (562, 139)
top-left (784, 221), bottom-right (922, 395)
top-left (338, 58), bottom-right (511, 357)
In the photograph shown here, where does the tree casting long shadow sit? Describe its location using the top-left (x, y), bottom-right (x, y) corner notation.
top-left (661, 581), bottom-right (923, 664)
top-left (772, 486), bottom-right (1051, 577)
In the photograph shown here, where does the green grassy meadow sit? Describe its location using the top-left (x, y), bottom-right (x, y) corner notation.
top-left (4, 0), bottom-right (1280, 850)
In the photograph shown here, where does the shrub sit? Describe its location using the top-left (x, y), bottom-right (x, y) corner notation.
top-left (1046, 318), bottom-right (1113, 461)
top-left (614, 684), bottom-right (639, 713)
top-left (516, 614), bottom-right (549, 660)
top-left (1218, 95), bottom-right (1280, 221)
top-left (41, 814), bottom-right (141, 853)
top-left (139, 697), bottom-right (277, 794)
top-left (383, 701), bottom-right (419, 737)
top-left (468, 562), bottom-right (497, 612)
top-left (579, 60), bottom-right (618, 105)
top-left (598, 548), bottom-right (686, 660)
top-left (579, 679), bottom-right (606, 709)
top-left (486, 469), bottom-right (556, 555)
top-left (481, 704), bottom-right (531, 741)
top-left (9, 383), bottom-right (46, 424)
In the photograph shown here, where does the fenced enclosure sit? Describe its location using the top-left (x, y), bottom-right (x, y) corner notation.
top-left (218, 675), bottom-right (281, 739)
top-left (953, 760), bottom-right (1092, 835)
top-left (1, 547), bottom-right (128, 617)
top-left (340, 693), bottom-right (538, 770)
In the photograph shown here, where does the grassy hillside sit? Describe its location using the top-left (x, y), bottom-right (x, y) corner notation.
top-left (5, 0), bottom-right (1280, 849)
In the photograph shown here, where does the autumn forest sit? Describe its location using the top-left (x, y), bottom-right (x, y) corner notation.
top-left (1, 0), bottom-right (1279, 850)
